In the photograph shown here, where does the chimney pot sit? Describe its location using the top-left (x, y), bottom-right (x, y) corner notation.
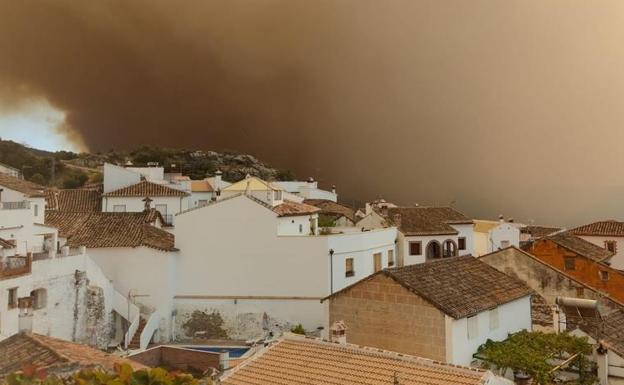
top-left (329, 320), bottom-right (348, 344)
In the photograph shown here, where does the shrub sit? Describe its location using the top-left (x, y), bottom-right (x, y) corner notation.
top-left (290, 324), bottom-right (306, 335)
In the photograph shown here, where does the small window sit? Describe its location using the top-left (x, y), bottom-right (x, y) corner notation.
top-left (458, 237), bottom-right (466, 250)
top-left (373, 253), bottom-right (382, 272)
top-left (388, 250), bottom-right (395, 267)
top-left (601, 270), bottom-right (609, 281)
top-left (8, 288), bottom-right (18, 309)
top-left (345, 258), bottom-right (354, 277)
top-left (34, 204), bottom-right (39, 217)
top-left (576, 287), bottom-right (584, 297)
top-left (489, 307), bottom-right (499, 330)
top-left (409, 242), bottom-right (422, 256)
top-left (467, 315), bottom-right (478, 340)
top-left (31, 289), bottom-right (47, 310)
top-left (113, 205), bottom-right (126, 212)
top-left (274, 190), bottom-right (282, 201)
top-left (299, 224), bottom-right (303, 233)
top-left (564, 257), bottom-right (576, 271)
top-left (605, 241), bottom-right (617, 253)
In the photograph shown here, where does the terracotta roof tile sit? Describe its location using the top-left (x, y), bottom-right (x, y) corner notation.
top-left (44, 210), bottom-right (176, 251)
top-left (386, 207), bottom-right (473, 236)
top-left (546, 232), bottom-right (614, 262)
top-left (519, 225), bottom-right (561, 238)
top-left (221, 335), bottom-right (492, 385)
top-left (304, 199), bottom-right (356, 222)
top-left (103, 181), bottom-right (188, 197)
top-left (190, 180), bottom-right (214, 192)
top-left (46, 188), bottom-right (102, 212)
top-left (0, 333), bottom-right (146, 379)
top-left (0, 174), bottom-right (46, 197)
top-left (327, 256), bottom-right (532, 319)
top-left (0, 238), bottom-right (15, 249)
top-left (272, 200), bottom-right (320, 217)
top-left (569, 220), bottom-right (624, 237)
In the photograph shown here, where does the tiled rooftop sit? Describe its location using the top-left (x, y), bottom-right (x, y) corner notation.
top-left (569, 220), bottom-right (624, 237)
top-left (546, 232), bottom-right (614, 262)
top-left (46, 188), bottom-right (102, 212)
top-left (0, 173), bottom-right (46, 197)
top-left (221, 335), bottom-right (494, 385)
top-left (386, 207), bottom-right (473, 236)
top-left (103, 180), bottom-right (189, 197)
top-left (273, 200), bottom-right (320, 217)
top-left (304, 199), bottom-right (356, 222)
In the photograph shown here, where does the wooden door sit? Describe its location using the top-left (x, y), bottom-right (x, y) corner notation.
top-left (373, 253), bottom-right (382, 272)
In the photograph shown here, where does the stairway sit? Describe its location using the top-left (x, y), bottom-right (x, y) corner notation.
top-left (128, 317), bottom-right (146, 349)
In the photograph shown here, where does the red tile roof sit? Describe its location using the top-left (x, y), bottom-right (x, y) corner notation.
top-left (304, 199), bottom-right (356, 222)
top-left (546, 232), bottom-right (614, 262)
top-left (45, 210), bottom-right (176, 251)
top-left (0, 174), bottom-right (46, 197)
top-left (272, 200), bottom-right (320, 217)
top-left (103, 181), bottom-right (189, 197)
top-left (569, 220), bottom-right (624, 237)
top-left (0, 238), bottom-right (15, 249)
top-left (326, 255), bottom-right (533, 319)
top-left (46, 188), bottom-right (102, 212)
top-left (386, 207), bottom-right (473, 236)
top-left (0, 333), bottom-right (146, 379)
top-left (221, 335), bottom-right (493, 385)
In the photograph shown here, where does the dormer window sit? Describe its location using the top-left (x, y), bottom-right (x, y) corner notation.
top-left (274, 190), bottom-right (282, 201)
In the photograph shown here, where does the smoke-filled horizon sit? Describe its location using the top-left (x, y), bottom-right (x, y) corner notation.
top-left (2, 1), bottom-right (624, 226)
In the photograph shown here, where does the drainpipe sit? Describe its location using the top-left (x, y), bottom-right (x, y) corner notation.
top-left (329, 249), bottom-right (335, 294)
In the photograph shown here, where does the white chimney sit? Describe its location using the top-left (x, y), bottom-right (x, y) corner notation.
top-left (365, 202), bottom-right (372, 216)
top-left (499, 214), bottom-right (505, 223)
top-left (214, 170), bottom-right (222, 189)
top-left (330, 320), bottom-right (348, 345)
top-left (18, 297), bottom-right (34, 333)
top-left (331, 185), bottom-right (337, 195)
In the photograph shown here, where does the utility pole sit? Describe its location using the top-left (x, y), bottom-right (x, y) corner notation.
top-left (51, 157), bottom-right (55, 186)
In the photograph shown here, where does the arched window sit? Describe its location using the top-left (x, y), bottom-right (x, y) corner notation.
top-left (30, 288), bottom-right (47, 310)
top-left (443, 240), bottom-right (458, 258)
top-left (426, 241), bottom-right (442, 260)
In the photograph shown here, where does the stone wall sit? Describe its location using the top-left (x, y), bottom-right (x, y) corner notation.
top-left (328, 273), bottom-right (447, 362)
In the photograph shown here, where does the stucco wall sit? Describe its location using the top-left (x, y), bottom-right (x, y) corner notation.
top-left (448, 296), bottom-right (531, 366)
top-left (327, 274), bottom-right (447, 362)
top-left (577, 235), bottom-right (624, 270)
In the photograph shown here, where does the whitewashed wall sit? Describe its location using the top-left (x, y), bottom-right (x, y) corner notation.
top-left (576, 235), bottom-right (624, 269)
top-left (488, 223), bottom-right (520, 253)
top-left (448, 295), bottom-right (531, 366)
top-left (277, 215), bottom-right (314, 236)
top-left (102, 196), bottom-right (189, 223)
top-left (103, 163), bottom-right (141, 193)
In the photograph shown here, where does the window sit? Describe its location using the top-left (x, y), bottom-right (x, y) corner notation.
top-left (489, 307), bottom-right (499, 330)
top-left (8, 288), bottom-right (17, 309)
top-left (113, 205), bottom-right (126, 212)
top-left (373, 253), bottom-right (382, 272)
top-left (443, 240), bottom-right (457, 257)
top-left (345, 258), bottom-right (354, 277)
top-left (605, 241), bottom-right (617, 253)
top-left (467, 315), bottom-right (478, 340)
top-left (299, 224), bottom-right (303, 233)
top-left (601, 270), bottom-right (610, 281)
top-left (198, 200), bottom-right (208, 207)
top-left (34, 204), bottom-right (38, 217)
top-left (576, 287), bottom-right (585, 297)
top-left (458, 237), bottom-right (466, 250)
top-left (31, 289), bottom-right (47, 310)
top-left (388, 250), bottom-right (395, 267)
top-left (564, 257), bottom-right (576, 271)
top-left (409, 241), bottom-right (422, 256)
top-left (274, 190), bottom-right (282, 201)
top-left (500, 240), bottom-right (510, 249)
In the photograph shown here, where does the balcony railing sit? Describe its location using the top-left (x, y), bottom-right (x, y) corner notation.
top-left (1, 201), bottom-right (30, 210)
top-left (0, 255), bottom-right (32, 279)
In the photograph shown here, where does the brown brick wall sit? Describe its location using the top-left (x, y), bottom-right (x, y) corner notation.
top-left (328, 274), bottom-right (446, 361)
top-left (130, 346), bottom-right (221, 372)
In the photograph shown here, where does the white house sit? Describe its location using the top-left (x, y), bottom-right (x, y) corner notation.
top-left (358, 205), bottom-right (474, 266)
top-left (323, 255), bottom-right (534, 366)
top-left (568, 220), bottom-right (624, 269)
top-left (0, 162), bottom-right (22, 179)
top-left (172, 192), bottom-right (397, 340)
top-left (473, 219), bottom-right (520, 256)
top-left (101, 180), bottom-right (190, 225)
top-left (273, 178), bottom-right (338, 202)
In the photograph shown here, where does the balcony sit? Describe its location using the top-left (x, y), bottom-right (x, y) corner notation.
top-left (0, 201), bottom-right (30, 210)
top-left (0, 255), bottom-right (32, 280)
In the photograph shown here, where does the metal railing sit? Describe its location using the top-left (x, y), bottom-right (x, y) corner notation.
top-left (1, 201), bottom-right (30, 210)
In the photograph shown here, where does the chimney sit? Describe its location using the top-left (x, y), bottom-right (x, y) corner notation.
top-left (393, 213), bottom-right (402, 228)
top-left (18, 296), bottom-right (34, 333)
top-left (365, 202), bottom-right (372, 216)
top-left (307, 177), bottom-right (315, 187)
top-left (142, 196), bottom-right (153, 212)
top-left (214, 170), bottom-right (222, 189)
top-left (245, 180), bottom-right (251, 196)
top-left (329, 320), bottom-right (348, 344)
top-left (508, 218), bottom-right (514, 223)
top-left (331, 185), bottom-right (336, 195)
top-left (498, 214), bottom-right (504, 223)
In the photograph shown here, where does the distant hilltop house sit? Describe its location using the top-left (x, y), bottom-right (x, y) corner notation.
top-left (0, 162), bottom-right (22, 179)
top-left (472, 217), bottom-right (520, 256)
top-left (323, 255), bottom-right (533, 366)
top-left (568, 220), bottom-right (624, 269)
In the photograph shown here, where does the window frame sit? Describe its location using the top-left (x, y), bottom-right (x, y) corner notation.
top-left (409, 241), bottom-right (422, 256)
top-left (345, 258), bottom-right (355, 277)
top-left (458, 237), bottom-right (466, 250)
top-left (8, 287), bottom-right (18, 309)
top-left (564, 257), bottom-right (576, 271)
top-left (388, 249), bottom-right (395, 267)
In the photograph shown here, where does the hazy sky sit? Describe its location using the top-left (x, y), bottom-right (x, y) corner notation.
top-left (1, 1), bottom-right (624, 226)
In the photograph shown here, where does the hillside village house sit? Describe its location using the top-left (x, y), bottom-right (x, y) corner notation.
top-left (473, 218), bottom-right (520, 256)
top-left (0, 162), bottom-right (22, 179)
top-left (220, 333), bottom-right (513, 385)
top-left (524, 232), bottom-right (624, 303)
top-left (172, 191), bottom-right (397, 340)
top-left (323, 255), bottom-right (533, 366)
top-left (569, 220), bottom-right (624, 269)
top-left (304, 199), bottom-right (357, 227)
top-left (273, 178), bottom-right (338, 202)
top-left (358, 206), bottom-right (474, 265)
